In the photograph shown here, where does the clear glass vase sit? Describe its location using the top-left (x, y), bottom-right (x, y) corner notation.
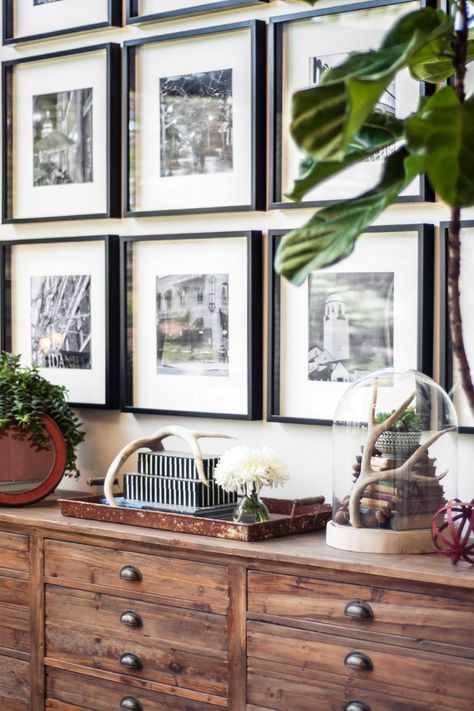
top-left (233, 490), bottom-right (269, 524)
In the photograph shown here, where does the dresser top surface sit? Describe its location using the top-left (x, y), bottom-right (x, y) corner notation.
top-left (0, 500), bottom-right (472, 587)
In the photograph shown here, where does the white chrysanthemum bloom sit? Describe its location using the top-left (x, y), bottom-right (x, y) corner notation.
top-left (214, 445), bottom-right (288, 496)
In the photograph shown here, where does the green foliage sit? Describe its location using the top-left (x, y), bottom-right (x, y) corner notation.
top-left (0, 352), bottom-right (85, 477)
top-left (275, 4), bottom-right (474, 284)
top-left (375, 407), bottom-right (423, 432)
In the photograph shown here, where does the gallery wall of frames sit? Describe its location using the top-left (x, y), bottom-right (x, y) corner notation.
top-left (0, 0), bottom-right (473, 498)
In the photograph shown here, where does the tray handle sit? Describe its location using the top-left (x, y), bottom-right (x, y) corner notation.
top-left (289, 496), bottom-right (325, 519)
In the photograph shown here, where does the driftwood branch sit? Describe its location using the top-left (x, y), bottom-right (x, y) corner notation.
top-left (104, 426), bottom-right (234, 507)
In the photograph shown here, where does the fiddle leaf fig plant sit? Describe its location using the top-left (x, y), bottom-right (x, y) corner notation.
top-left (275, 0), bottom-right (474, 416)
top-left (0, 352), bottom-right (85, 477)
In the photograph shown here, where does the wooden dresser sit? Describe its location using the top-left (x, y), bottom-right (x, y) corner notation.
top-left (0, 503), bottom-right (472, 711)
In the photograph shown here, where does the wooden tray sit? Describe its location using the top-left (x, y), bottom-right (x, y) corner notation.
top-left (58, 495), bottom-right (331, 542)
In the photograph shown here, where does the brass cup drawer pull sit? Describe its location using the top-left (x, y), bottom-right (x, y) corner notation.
top-left (120, 697), bottom-right (143, 711)
top-left (344, 600), bottom-right (374, 620)
top-left (119, 565), bottom-right (142, 583)
top-left (344, 651), bottom-right (373, 672)
top-left (120, 652), bottom-right (143, 671)
top-left (120, 610), bottom-right (143, 628)
top-left (344, 702), bottom-right (372, 711)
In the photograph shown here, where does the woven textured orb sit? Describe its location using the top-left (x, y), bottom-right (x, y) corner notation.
top-left (431, 499), bottom-right (474, 565)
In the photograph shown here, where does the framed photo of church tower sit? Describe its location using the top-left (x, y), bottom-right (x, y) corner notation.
top-left (267, 225), bottom-right (434, 425)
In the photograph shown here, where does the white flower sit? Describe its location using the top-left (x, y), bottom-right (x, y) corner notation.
top-left (214, 445), bottom-right (288, 496)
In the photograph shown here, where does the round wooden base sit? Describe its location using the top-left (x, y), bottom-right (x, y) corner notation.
top-left (326, 520), bottom-right (435, 554)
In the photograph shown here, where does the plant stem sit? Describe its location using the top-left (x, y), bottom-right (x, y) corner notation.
top-left (448, 0), bottom-right (474, 418)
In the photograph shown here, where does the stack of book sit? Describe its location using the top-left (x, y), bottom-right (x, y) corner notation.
top-left (353, 452), bottom-right (446, 530)
top-left (122, 450), bottom-right (237, 516)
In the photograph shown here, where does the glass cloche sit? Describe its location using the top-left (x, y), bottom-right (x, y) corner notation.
top-left (327, 368), bottom-right (458, 553)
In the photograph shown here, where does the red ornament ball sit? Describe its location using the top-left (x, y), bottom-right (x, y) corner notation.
top-left (431, 499), bottom-right (474, 565)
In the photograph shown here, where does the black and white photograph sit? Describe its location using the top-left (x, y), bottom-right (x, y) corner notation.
top-left (156, 273), bottom-right (229, 376)
top-left (160, 69), bottom-right (233, 177)
top-left (307, 272), bottom-right (394, 383)
top-left (31, 274), bottom-right (92, 370)
top-left (33, 88), bottom-right (93, 187)
top-left (34, 0), bottom-right (61, 5)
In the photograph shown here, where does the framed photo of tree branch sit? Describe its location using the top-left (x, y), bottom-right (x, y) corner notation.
top-left (0, 236), bottom-right (120, 409)
top-left (3, 0), bottom-right (122, 45)
top-left (126, 0), bottom-right (269, 25)
top-left (121, 232), bottom-right (262, 419)
top-left (2, 44), bottom-right (121, 223)
top-left (267, 225), bottom-right (434, 425)
top-left (124, 21), bottom-right (266, 216)
top-left (440, 220), bottom-right (474, 433)
top-left (269, 0), bottom-right (434, 210)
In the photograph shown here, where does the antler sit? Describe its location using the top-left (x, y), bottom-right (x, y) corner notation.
top-left (349, 380), bottom-right (455, 527)
top-left (104, 426), bottom-right (234, 508)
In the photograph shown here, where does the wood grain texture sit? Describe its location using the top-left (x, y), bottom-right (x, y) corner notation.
top-left (46, 668), bottom-right (224, 710)
top-left (228, 565), bottom-right (247, 711)
top-left (44, 539), bottom-right (229, 613)
top-left (248, 571), bottom-right (474, 654)
top-left (0, 654), bottom-right (30, 708)
top-left (0, 530), bottom-right (29, 572)
top-left (30, 533), bottom-right (44, 711)
top-left (247, 621), bottom-right (474, 703)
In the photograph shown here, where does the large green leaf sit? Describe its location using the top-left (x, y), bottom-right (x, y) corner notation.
top-left (406, 86), bottom-right (474, 207)
top-left (287, 113), bottom-right (404, 202)
top-left (274, 148), bottom-right (422, 285)
top-left (410, 35), bottom-right (474, 82)
top-left (291, 8), bottom-right (453, 161)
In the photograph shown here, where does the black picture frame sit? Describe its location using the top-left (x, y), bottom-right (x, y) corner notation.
top-left (2, 44), bottom-right (121, 224)
top-left (123, 21), bottom-right (266, 217)
top-left (121, 231), bottom-right (263, 420)
top-left (267, 224), bottom-right (434, 425)
top-left (0, 235), bottom-right (120, 410)
top-left (126, 0), bottom-right (269, 24)
top-left (440, 220), bottom-right (474, 434)
top-left (269, 0), bottom-right (435, 210)
top-left (3, 0), bottom-right (122, 45)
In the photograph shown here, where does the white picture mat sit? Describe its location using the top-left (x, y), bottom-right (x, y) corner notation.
top-left (133, 29), bottom-right (252, 212)
top-left (15, 0), bottom-right (109, 37)
top-left (132, 237), bottom-right (249, 414)
top-left (280, 2), bottom-right (422, 203)
top-left (453, 227), bottom-right (474, 427)
top-left (11, 241), bottom-right (107, 405)
top-left (13, 50), bottom-right (108, 220)
top-left (139, 0), bottom-right (217, 14)
top-left (278, 231), bottom-right (420, 421)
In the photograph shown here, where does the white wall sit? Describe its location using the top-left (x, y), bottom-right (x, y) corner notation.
top-left (1, 0), bottom-right (473, 503)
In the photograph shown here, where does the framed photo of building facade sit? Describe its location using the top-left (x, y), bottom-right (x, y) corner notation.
top-left (121, 232), bottom-right (262, 419)
top-left (267, 225), bottom-right (434, 425)
top-left (2, 44), bottom-right (121, 223)
top-left (0, 236), bottom-right (120, 409)
top-left (440, 221), bottom-right (474, 433)
top-left (124, 21), bottom-right (266, 216)
top-left (269, 0), bottom-right (434, 210)
top-left (3, 0), bottom-right (122, 45)
top-left (126, 0), bottom-right (269, 24)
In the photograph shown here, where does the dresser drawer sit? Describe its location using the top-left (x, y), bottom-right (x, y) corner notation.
top-left (0, 654), bottom-right (30, 711)
top-left (248, 571), bottom-right (474, 652)
top-left (44, 540), bottom-right (229, 613)
top-left (0, 531), bottom-right (29, 573)
top-left (0, 575), bottom-right (30, 652)
top-left (45, 585), bottom-right (227, 653)
top-left (247, 621), bottom-right (474, 707)
top-left (46, 668), bottom-right (223, 710)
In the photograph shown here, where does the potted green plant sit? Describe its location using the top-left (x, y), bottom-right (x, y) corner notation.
top-left (0, 352), bottom-right (85, 480)
top-left (374, 406), bottom-right (423, 458)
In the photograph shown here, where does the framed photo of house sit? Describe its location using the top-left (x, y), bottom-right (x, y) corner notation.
top-left (2, 44), bottom-right (121, 224)
top-left (121, 232), bottom-right (262, 419)
top-left (267, 225), bottom-right (434, 425)
top-left (440, 221), bottom-right (474, 433)
top-left (269, 0), bottom-right (434, 210)
top-left (126, 0), bottom-right (269, 24)
top-left (0, 236), bottom-right (120, 409)
top-left (3, 0), bottom-right (122, 45)
top-left (123, 21), bottom-right (266, 217)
